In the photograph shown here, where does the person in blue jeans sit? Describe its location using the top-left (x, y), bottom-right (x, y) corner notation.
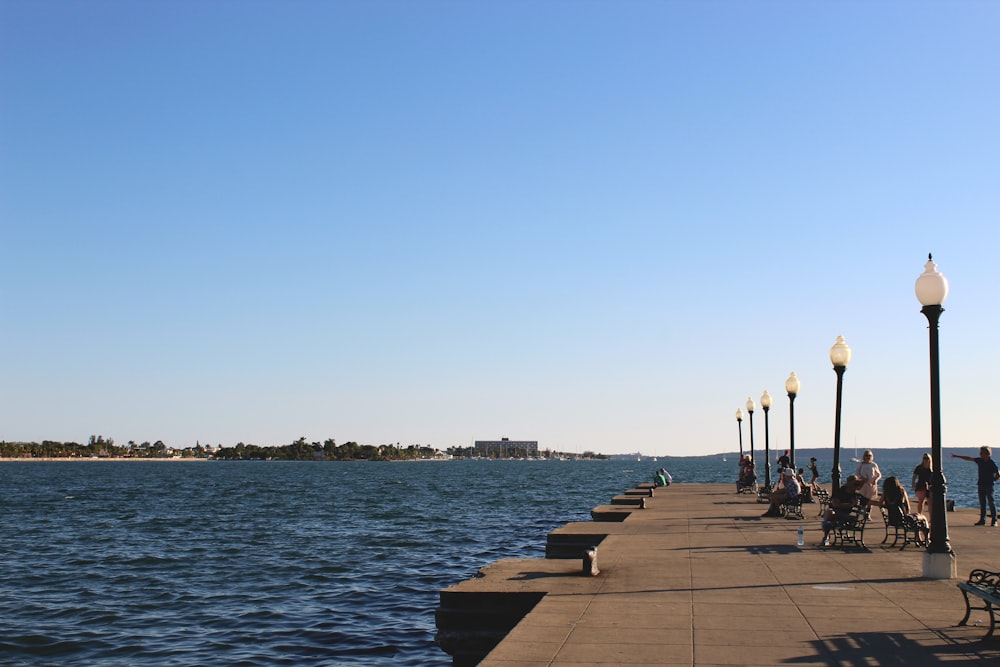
top-left (952, 446), bottom-right (1000, 526)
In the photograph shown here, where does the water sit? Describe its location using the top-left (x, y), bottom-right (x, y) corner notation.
top-left (0, 451), bottom-right (982, 666)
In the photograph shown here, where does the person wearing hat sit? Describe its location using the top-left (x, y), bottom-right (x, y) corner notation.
top-left (762, 467), bottom-right (800, 517)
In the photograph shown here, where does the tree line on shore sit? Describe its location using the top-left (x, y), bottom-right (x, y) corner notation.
top-left (0, 436), bottom-right (596, 461)
top-left (213, 438), bottom-right (442, 461)
top-left (1, 435), bottom-right (204, 459)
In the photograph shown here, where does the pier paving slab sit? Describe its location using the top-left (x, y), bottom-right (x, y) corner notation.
top-left (445, 482), bottom-right (1000, 666)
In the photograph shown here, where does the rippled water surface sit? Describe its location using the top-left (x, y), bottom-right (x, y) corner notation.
top-left (0, 460), bottom-right (635, 666)
top-left (0, 451), bottom-right (980, 665)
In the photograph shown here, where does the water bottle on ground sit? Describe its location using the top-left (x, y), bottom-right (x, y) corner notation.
top-left (797, 525), bottom-right (804, 546)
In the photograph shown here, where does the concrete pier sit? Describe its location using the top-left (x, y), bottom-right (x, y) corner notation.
top-left (436, 483), bottom-right (1000, 665)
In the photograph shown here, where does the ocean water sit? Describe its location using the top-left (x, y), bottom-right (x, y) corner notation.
top-left (0, 451), bottom-right (983, 666)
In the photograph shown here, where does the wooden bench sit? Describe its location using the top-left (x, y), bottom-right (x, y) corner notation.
top-left (828, 505), bottom-right (869, 550)
top-left (957, 568), bottom-right (1000, 639)
top-left (879, 507), bottom-right (928, 550)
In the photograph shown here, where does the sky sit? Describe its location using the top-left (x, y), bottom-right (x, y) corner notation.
top-left (1, 1), bottom-right (998, 457)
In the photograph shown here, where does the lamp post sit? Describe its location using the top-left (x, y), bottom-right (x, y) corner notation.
top-left (785, 372), bottom-right (800, 469)
top-left (829, 336), bottom-right (851, 493)
top-left (916, 253), bottom-right (955, 579)
top-left (736, 409), bottom-right (744, 459)
top-left (761, 390), bottom-right (773, 488)
top-left (745, 397), bottom-right (756, 469)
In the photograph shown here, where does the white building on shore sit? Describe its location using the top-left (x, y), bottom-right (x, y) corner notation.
top-left (473, 437), bottom-right (538, 458)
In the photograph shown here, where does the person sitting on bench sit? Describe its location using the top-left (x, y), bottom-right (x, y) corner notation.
top-left (795, 467), bottom-right (813, 503)
top-left (820, 476), bottom-right (866, 546)
top-left (878, 475), bottom-right (929, 542)
top-left (738, 459), bottom-right (757, 492)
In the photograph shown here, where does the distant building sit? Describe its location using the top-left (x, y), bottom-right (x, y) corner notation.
top-left (474, 437), bottom-right (538, 458)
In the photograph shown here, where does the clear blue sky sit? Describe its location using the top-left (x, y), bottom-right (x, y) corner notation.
top-left (2, 1), bottom-right (998, 456)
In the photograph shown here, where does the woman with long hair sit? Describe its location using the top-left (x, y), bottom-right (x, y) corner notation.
top-left (911, 452), bottom-right (933, 514)
top-left (880, 476), bottom-right (929, 542)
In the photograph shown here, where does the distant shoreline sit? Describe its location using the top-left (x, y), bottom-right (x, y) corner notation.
top-left (0, 457), bottom-right (209, 462)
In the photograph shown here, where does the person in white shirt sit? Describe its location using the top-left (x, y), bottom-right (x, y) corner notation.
top-left (854, 450), bottom-right (881, 501)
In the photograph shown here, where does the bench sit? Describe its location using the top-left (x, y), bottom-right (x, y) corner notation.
top-left (814, 487), bottom-right (831, 517)
top-left (737, 479), bottom-right (758, 495)
top-left (828, 505), bottom-right (869, 550)
top-left (957, 568), bottom-right (1000, 639)
top-left (879, 507), bottom-right (928, 550)
top-left (756, 484), bottom-right (773, 504)
top-left (780, 494), bottom-right (804, 519)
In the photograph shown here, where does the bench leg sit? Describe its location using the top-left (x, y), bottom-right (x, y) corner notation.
top-left (958, 590), bottom-right (973, 627)
top-left (987, 601), bottom-right (996, 639)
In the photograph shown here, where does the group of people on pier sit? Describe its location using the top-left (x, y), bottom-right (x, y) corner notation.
top-left (738, 450), bottom-right (819, 507)
top-left (745, 446), bottom-right (1000, 547)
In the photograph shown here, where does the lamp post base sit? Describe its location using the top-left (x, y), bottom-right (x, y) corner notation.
top-left (922, 551), bottom-right (957, 580)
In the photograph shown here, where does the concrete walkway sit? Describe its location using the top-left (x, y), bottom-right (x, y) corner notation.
top-left (439, 483), bottom-right (1000, 666)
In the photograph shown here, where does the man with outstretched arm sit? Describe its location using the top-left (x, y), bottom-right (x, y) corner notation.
top-left (952, 446), bottom-right (1000, 527)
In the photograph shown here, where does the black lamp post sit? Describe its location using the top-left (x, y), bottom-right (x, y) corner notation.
top-left (916, 254), bottom-right (954, 578)
top-left (736, 408), bottom-right (744, 459)
top-left (785, 372), bottom-right (800, 469)
top-left (829, 336), bottom-right (851, 493)
top-left (761, 390), bottom-right (773, 488)
top-left (745, 397), bottom-right (756, 469)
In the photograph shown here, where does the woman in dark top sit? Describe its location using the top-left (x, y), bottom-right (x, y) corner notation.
top-left (911, 453), bottom-right (933, 514)
top-left (808, 457), bottom-right (819, 483)
top-left (807, 457), bottom-right (820, 497)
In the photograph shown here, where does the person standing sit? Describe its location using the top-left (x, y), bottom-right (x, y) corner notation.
top-left (952, 447), bottom-right (1000, 526)
top-left (854, 450), bottom-right (881, 502)
top-left (911, 453), bottom-right (933, 515)
top-left (808, 457), bottom-right (820, 484)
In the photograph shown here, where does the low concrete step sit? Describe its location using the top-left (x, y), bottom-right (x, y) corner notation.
top-left (590, 505), bottom-right (633, 521)
top-left (610, 494), bottom-right (647, 507)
